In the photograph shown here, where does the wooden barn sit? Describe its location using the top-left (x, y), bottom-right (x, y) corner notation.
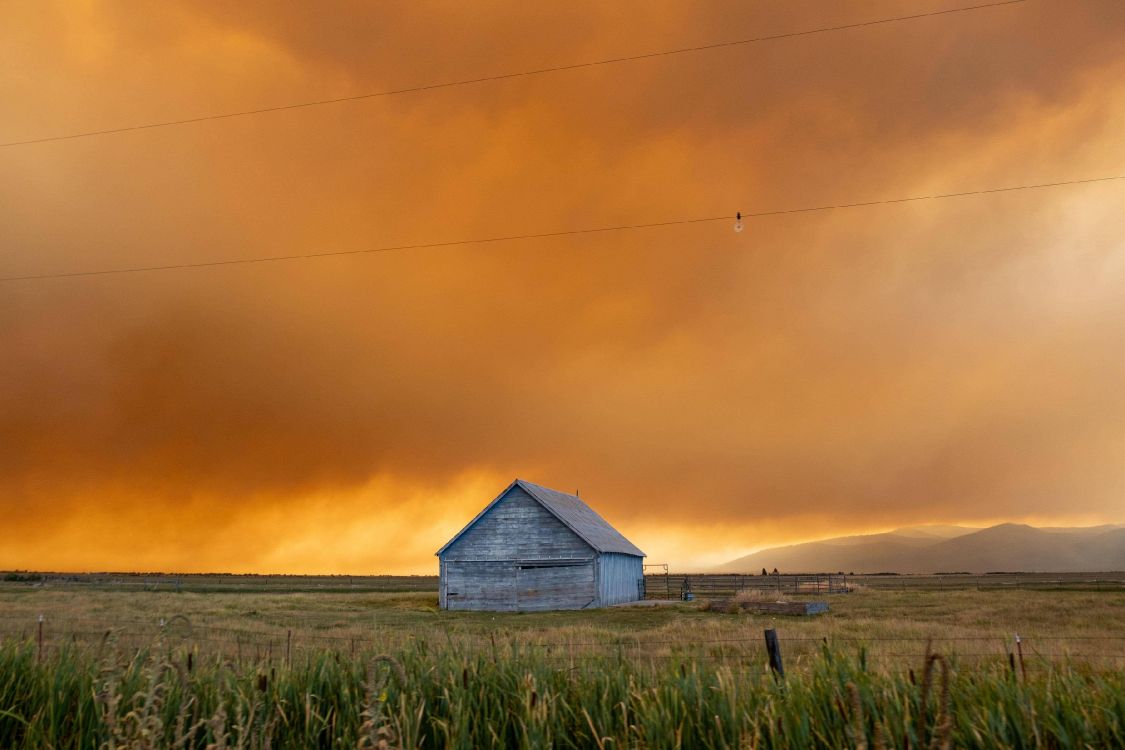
top-left (436, 479), bottom-right (646, 611)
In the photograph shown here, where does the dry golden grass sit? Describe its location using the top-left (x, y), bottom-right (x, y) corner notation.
top-left (1, 581), bottom-right (1122, 669)
top-left (4, 579), bottom-right (1123, 748)
top-left (731, 587), bottom-right (779, 604)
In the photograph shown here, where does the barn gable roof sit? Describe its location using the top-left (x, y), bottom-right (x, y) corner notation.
top-left (435, 479), bottom-right (645, 558)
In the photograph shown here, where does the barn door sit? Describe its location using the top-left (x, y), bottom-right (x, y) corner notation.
top-left (515, 560), bottom-right (595, 611)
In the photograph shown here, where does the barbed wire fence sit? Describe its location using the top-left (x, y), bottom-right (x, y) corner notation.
top-left (3, 613), bottom-right (1123, 672)
top-left (5, 571), bottom-right (1124, 597)
top-left (643, 573), bottom-right (1125, 600)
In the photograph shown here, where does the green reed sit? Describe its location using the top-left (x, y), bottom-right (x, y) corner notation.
top-left (1, 638), bottom-right (1122, 749)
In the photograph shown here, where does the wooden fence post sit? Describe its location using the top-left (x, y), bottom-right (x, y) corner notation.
top-left (286, 629), bottom-right (292, 667)
top-left (764, 628), bottom-right (784, 679)
top-left (1014, 634), bottom-right (1026, 682)
top-left (37, 615), bottom-right (44, 663)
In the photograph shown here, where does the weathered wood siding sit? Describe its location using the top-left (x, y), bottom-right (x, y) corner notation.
top-left (442, 486), bottom-right (592, 561)
top-left (442, 560), bottom-right (516, 611)
top-left (516, 561), bottom-right (596, 611)
top-left (443, 560), bottom-right (597, 611)
top-left (597, 552), bottom-right (645, 605)
top-left (441, 486), bottom-right (596, 611)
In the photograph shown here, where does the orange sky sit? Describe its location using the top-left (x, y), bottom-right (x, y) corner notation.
top-left (2, 1), bottom-right (1125, 573)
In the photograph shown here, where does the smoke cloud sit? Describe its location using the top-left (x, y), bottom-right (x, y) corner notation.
top-left (2, 1), bottom-right (1125, 571)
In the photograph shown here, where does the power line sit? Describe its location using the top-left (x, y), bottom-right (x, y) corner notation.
top-left (0, 0), bottom-right (1028, 149)
top-left (3, 172), bottom-right (1120, 283)
top-left (738, 174), bottom-right (1125, 216)
top-left (1, 216), bottom-right (727, 282)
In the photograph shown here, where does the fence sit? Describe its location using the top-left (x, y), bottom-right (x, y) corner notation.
top-left (644, 573), bottom-right (849, 600)
top-left (2, 614), bottom-right (1123, 671)
top-left (640, 572), bottom-right (1125, 598)
top-left (847, 573), bottom-right (1125, 591)
top-left (1, 572), bottom-right (439, 594)
top-left (7, 571), bottom-right (1124, 596)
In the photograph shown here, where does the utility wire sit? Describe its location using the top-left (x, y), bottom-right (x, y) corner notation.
top-left (3, 172), bottom-right (1120, 283)
top-left (0, 216), bottom-right (726, 282)
top-left (0, 0), bottom-right (1027, 148)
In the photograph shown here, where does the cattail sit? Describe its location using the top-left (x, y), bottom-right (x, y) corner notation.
top-left (872, 720), bottom-right (887, 750)
top-left (929, 655), bottom-right (953, 750)
top-left (918, 652), bottom-right (935, 743)
top-left (846, 682), bottom-right (867, 750)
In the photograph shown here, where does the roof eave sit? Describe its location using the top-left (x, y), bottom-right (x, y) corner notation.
top-left (515, 479), bottom-right (603, 554)
top-left (436, 478), bottom-right (647, 558)
top-left (516, 479), bottom-right (646, 558)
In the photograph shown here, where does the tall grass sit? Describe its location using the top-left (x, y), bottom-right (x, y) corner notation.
top-left (1, 638), bottom-right (1122, 749)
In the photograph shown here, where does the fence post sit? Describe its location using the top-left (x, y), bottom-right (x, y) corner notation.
top-left (37, 615), bottom-right (44, 663)
top-left (764, 629), bottom-right (784, 679)
top-left (1014, 634), bottom-right (1026, 682)
top-left (286, 629), bottom-right (292, 667)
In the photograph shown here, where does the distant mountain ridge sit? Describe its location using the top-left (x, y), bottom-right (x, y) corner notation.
top-left (718, 523), bottom-right (1125, 574)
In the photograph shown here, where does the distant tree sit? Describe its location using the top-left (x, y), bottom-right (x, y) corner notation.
top-left (761, 568), bottom-right (768, 576)
top-left (772, 567), bottom-right (779, 575)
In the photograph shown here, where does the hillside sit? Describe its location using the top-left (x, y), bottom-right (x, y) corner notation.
top-left (718, 523), bottom-right (1125, 574)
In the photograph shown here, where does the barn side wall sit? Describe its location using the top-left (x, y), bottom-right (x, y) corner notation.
top-left (597, 552), bottom-right (644, 606)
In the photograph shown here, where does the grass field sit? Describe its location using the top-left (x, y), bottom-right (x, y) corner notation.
top-left (2, 579), bottom-right (1123, 663)
top-left (1, 578), bottom-right (1123, 747)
